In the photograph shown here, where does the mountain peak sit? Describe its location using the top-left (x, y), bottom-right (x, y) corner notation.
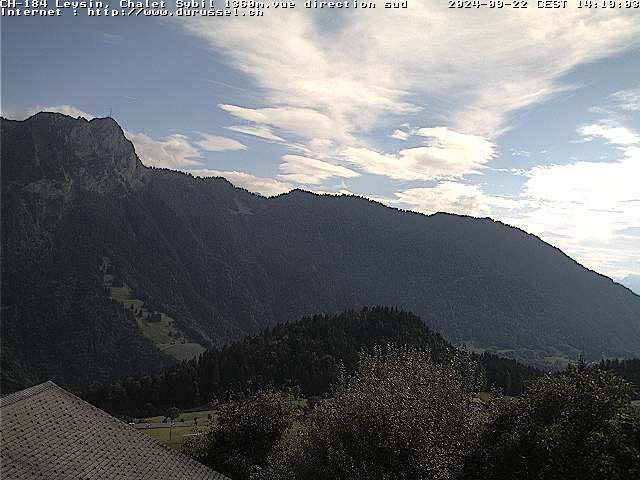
top-left (1, 112), bottom-right (146, 193)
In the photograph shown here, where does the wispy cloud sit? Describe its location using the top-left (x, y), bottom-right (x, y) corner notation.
top-left (180, 5), bottom-right (640, 146)
top-left (278, 155), bottom-right (360, 185)
top-left (610, 85), bottom-right (640, 112)
top-left (174, 3), bottom-right (640, 251)
top-left (342, 128), bottom-right (495, 181)
top-left (394, 182), bottom-right (518, 217)
top-left (227, 125), bottom-right (285, 142)
top-left (219, 104), bottom-right (346, 142)
top-left (195, 132), bottom-right (247, 152)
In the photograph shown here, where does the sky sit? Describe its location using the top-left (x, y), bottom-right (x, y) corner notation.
top-left (1, 3), bottom-right (639, 283)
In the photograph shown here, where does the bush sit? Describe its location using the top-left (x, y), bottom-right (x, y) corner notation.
top-left (465, 365), bottom-right (640, 480)
top-left (182, 391), bottom-right (300, 480)
top-left (260, 346), bottom-right (479, 480)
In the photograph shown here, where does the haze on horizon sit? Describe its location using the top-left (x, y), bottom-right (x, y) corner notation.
top-left (2, 3), bottom-right (639, 283)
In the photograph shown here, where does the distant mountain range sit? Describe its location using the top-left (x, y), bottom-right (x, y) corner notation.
top-left (2, 112), bottom-right (640, 392)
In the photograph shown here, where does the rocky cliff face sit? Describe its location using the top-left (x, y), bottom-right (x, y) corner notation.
top-left (2, 112), bottom-right (149, 258)
top-left (2, 112), bottom-right (146, 195)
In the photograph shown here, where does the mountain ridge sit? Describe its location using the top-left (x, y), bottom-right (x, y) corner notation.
top-left (2, 112), bottom-right (639, 392)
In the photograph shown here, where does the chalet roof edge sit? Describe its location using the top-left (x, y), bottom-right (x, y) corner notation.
top-left (0, 381), bottom-right (61, 408)
top-left (1, 380), bottom-right (230, 479)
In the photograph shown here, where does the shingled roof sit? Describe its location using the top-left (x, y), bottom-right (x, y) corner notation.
top-left (0, 381), bottom-right (229, 479)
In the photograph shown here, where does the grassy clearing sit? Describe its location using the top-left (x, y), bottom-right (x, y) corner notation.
top-left (137, 314), bottom-right (206, 361)
top-left (463, 340), bottom-right (574, 370)
top-left (141, 409), bottom-right (218, 424)
top-left (100, 257), bottom-right (205, 361)
top-left (136, 313), bottom-right (206, 362)
top-left (137, 314), bottom-right (185, 345)
top-left (141, 425), bottom-right (197, 450)
top-left (160, 342), bottom-right (207, 361)
top-left (138, 408), bottom-right (218, 450)
top-left (138, 399), bottom-right (307, 450)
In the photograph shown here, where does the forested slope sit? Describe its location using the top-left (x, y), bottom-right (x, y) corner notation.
top-left (84, 307), bottom-right (542, 416)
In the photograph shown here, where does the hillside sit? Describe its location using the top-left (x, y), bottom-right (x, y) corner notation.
top-left (2, 112), bottom-right (640, 392)
top-left (84, 307), bottom-right (541, 417)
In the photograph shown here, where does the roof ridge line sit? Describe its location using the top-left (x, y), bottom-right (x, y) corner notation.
top-left (0, 380), bottom-right (59, 408)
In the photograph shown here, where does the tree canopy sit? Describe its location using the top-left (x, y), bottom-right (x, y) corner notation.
top-left (465, 364), bottom-right (640, 480)
top-left (182, 350), bottom-right (640, 480)
top-left (84, 307), bottom-right (540, 418)
top-left (260, 346), bottom-right (479, 480)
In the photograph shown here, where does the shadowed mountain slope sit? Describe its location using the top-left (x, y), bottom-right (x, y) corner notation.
top-left (2, 112), bottom-right (639, 392)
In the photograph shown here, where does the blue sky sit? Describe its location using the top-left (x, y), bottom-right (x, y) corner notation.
top-left (2, 5), bottom-right (639, 282)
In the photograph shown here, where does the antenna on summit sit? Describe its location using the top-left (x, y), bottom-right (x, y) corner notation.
top-left (109, 108), bottom-right (112, 118)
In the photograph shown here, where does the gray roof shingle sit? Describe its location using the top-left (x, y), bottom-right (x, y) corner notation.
top-left (1, 382), bottom-right (229, 479)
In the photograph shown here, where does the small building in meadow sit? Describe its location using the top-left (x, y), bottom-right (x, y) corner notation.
top-left (0, 381), bottom-right (228, 479)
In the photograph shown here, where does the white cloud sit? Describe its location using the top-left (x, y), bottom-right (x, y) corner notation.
top-left (195, 132), bottom-right (247, 152)
top-left (126, 132), bottom-right (203, 169)
top-left (342, 128), bottom-right (495, 181)
top-left (520, 148), bottom-right (640, 240)
top-left (219, 104), bottom-right (344, 141)
top-left (13, 5), bottom-right (640, 279)
top-left (394, 183), bottom-right (491, 217)
top-left (610, 85), bottom-right (640, 112)
top-left (177, 10), bottom-right (422, 161)
top-left (393, 181), bottom-right (519, 217)
top-left (579, 124), bottom-right (640, 146)
top-left (278, 154), bottom-right (360, 185)
top-left (587, 86), bottom-right (640, 119)
top-left (390, 129), bottom-right (410, 141)
top-left (227, 125), bottom-right (285, 142)
top-left (189, 169), bottom-right (293, 197)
